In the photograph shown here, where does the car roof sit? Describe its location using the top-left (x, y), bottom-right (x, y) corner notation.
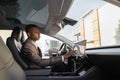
top-left (0, 0), bottom-right (74, 35)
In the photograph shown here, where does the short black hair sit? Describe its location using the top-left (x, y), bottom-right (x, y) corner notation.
top-left (25, 24), bottom-right (39, 33)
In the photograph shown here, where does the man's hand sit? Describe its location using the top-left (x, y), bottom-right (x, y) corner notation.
top-left (63, 50), bottom-right (76, 59)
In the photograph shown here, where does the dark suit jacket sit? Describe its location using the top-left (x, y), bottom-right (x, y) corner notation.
top-left (20, 39), bottom-right (62, 68)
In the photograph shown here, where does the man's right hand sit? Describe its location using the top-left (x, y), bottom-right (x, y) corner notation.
top-left (63, 50), bottom-right (76, 59)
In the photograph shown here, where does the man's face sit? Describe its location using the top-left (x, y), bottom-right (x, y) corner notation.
top-left (28, 27), bottom-right (40, 41)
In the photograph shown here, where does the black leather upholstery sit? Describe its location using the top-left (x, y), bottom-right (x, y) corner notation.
top-left (6, 37), bottom-right (28, 69)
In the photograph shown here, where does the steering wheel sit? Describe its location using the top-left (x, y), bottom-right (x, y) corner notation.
top-left (59, 43), bottom-right (68, 55)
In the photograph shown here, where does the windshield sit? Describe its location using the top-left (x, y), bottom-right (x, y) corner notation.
top-left (57, 0), bottom-right (120, 48)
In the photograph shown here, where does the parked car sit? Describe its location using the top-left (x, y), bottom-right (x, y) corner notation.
top-left (0, 0), bottom-right (120, 80)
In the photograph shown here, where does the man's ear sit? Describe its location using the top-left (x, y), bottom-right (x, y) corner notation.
top-left (27, 32), bottom-right (31, 37)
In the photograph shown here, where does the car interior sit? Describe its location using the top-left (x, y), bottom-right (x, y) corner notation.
top-left (0, 0), bottom-right (120, 80)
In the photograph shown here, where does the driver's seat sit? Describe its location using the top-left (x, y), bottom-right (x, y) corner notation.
top-left (6, 37), bottom-right (51, 76)
top-left (6, 37), bottom-right (28, 69)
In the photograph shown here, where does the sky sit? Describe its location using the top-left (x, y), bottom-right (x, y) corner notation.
top-left (58, 0), bottom-right (106, 41)
top-left (66, 0), bottom-right (106, 20)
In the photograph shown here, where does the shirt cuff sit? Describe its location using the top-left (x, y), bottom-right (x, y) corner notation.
top-left (62, 56), bottom-right (64, 62)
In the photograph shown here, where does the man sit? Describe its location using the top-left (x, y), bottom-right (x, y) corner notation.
top-left (21, 24), bottom-right (75, 68)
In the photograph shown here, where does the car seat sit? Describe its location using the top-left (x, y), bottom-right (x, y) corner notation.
top-left (6, 36), bottom-right (28, 69)
top-left (6, 35), bottom-right (52, 76)
top-left (6, 31), bottom-right (50, 68)
top-left (0, 37), bottom-right (26, 80)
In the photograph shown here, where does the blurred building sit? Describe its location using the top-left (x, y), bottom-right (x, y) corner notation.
top-left (77, 3), bottom-right (120, 48)
top-left (49, 40), bottom-right (61, 49)
top-left (79, 9), bottom-right (101, 48)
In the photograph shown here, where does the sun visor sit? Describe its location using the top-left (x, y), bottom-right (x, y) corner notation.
top-left (48, 24), bottom-right (61, 36)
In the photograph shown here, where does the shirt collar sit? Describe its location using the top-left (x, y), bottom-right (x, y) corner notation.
top-left (29, 39), bottom-right (38, 48)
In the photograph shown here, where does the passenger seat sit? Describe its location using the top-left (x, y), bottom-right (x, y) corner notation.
top-left (0, 60), bottom-right (9, 80)
top-left (0, 36), bottom-right (26, 80)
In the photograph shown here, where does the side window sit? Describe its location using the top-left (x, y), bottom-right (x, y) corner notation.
top-left (36, 34), bottom-right (63, 58)
top-left (0, 30), bottom-right (12, 43)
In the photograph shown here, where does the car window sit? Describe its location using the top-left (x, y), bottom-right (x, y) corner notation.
top-left (0, 30), bottom-right (63, 58)
top-left (36, 34), bottom-right (63, 58)
top-left (1, 0), bottom-right (120, 50)
top-left (57, 0), bottom-right (120, 48)
top-left (0, 30), bottom-right (12, 43)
